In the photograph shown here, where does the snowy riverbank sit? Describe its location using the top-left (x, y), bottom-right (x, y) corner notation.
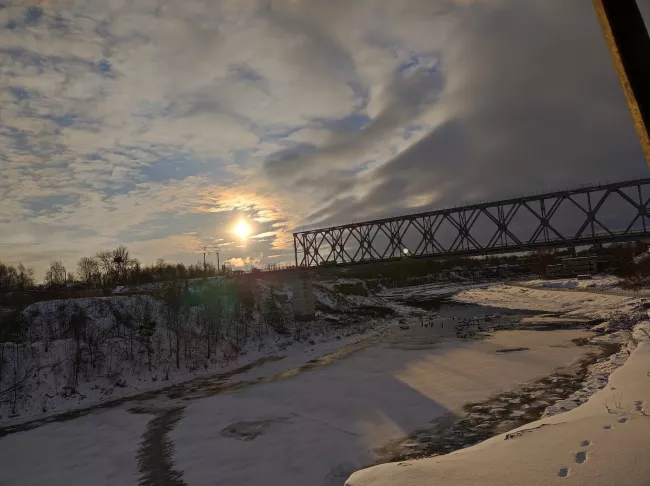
top-left (347, 338), bottom-right (650, 486)
top-left (2, 279), bottom-right (648, 486)
top-left (0, 283), bottom-right (604, 486)
top-left (347, 283), bottom-right (650, 486)
top-left (0, 278), bottom-right (392, 427)
top-left (454, 283), bottom-right (642, 319)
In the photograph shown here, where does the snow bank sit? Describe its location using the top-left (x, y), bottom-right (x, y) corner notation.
top-left (346, 340), bottom-right (650, 486)
top-left (312, 279), bottom-right (391, 313)
top-left (633, 250), bottom-right (650, 264)
top-left (523, 275), bottom-right (620, 291)
top-left (379, 283), bottom-right (488, 301)
top-left (454, 284), bottom-right (641, 319)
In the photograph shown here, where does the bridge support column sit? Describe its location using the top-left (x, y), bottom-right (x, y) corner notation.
top-left (292, 276), bottom-right (315, 321)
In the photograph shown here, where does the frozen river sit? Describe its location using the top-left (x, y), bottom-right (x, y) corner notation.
top-left (0, 302), bottom-right (599, 486)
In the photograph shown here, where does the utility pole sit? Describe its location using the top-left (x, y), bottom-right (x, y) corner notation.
top-left (202, 246), bottom-right (220, 277)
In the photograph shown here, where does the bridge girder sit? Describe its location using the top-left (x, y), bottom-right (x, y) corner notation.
top-left (293, 179), bottom-right (650, 268)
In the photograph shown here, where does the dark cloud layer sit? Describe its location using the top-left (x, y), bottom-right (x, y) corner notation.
top-left (296, 1), bottom-right (650, 228)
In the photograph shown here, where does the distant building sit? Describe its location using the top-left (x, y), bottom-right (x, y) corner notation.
top-left (561, 256), bottom-right (597, 275)
top-left (543, 255), bottom-right (598, 278)
top-left (545, 264), bottom-right (563, 278)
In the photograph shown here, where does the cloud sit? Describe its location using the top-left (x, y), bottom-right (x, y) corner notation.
top-left (226, 256), bottom-right (260, 269)
top-left (289, 1), bottom-right (650, 228)
top-left (1, 0), bottom-right (649, 278)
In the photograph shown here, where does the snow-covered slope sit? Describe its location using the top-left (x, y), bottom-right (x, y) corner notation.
top-left (0, 279), bottom-right (395, 425)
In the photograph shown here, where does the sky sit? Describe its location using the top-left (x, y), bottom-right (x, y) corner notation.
top-left (1, 0), bottom-right (650, 279)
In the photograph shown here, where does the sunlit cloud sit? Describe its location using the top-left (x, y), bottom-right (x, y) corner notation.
top-left (226, 256), bottom-right (260, 269)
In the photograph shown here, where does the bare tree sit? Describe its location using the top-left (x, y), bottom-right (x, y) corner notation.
top-left (136, 298), bottom-right (157, 372)
top-left (202, 284), bottom-right (224, 360)
top-left (77, 257), bottom-right (100, 286)
top-left (44, 261), bottom-right (66, 288)
top-left (68, 306), bottom-right (87, 389)
top-left (0, 262), bottom-right (18, 292)
top-left (14, 263), bottom-right (35, 290)
top-left (96, 251), bottom-right (114, 285)
top-left (129, 258), bottom-right (141, 284)
top-left (163, 279), bottom-right (187, 370)
top-left (155, 258), bottom-right (166, 278)
top-left (112, 245), bottom-right (130, 284)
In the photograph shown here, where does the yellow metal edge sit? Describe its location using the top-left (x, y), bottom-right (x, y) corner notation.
top-left (593, 0), bottom-right (650, 165)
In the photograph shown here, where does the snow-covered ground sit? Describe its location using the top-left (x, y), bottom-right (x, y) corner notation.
top-left (0, 279), bottom-right (392, 426)
top-left (521, 275), bottom-right (621, 291)
top-left (168, 327), bottom-right (593, 486)
top-left (378, 282), bottom-right (489, 301)
top-left (347, 338), bottom-right (650, 486)
top-left (0, 409), bottom-right (149, 486)
top-left (0, 311), bottom-right (601, 486)
top-left (454, 283), bottom-right (641, 319)
top-left (1, 278), bottom-right (648, 486)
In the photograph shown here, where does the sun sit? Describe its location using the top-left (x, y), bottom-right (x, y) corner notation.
top-left (233, 220), bottom-right (252, 239)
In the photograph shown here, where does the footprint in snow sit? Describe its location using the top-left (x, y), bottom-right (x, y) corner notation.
top-left (603, 425), bottom-right (611, 430)
top-left (558, 468), bottom-right (570, 478)
top-left (618, 417), bottom-right (629, 424)
top-left (580, 440), bottom-right (591, 447)
top-left (575, 451), bottom-right (588, 464)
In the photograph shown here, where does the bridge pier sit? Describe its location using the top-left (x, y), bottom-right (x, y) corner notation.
top-left (292, 276), bottom-right (315, 321)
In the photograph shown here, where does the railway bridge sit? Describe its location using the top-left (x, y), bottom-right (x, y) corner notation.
top-left (293, 178), bottom-right (650, 268)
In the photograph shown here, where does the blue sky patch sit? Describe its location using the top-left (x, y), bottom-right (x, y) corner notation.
top-left (403, 124), bottom-right (424, 140)
top-left (399, 55), bottom-right (420, 73)
top-left (260, 126), bottom-right (302, 141)
top-left (318, 113), bottom-right (371, 132)
top-left (23, 194), bottom-right (77, 215)
top-left (43, 114), bottom-right (79, 127)
top-left (230, 63), bottom-right (265, 83)
top-left (138, 155), bottom-right (226, 183)
top-left (24, 6), bottom-right (43, 25)
top-left (9, 86), bottom-right (29, 101)
top-left (98, 59), bottom-right (112, 74)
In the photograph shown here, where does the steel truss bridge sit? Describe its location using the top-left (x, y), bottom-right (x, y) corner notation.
top-left (293, 178), bottom-right (650, 268)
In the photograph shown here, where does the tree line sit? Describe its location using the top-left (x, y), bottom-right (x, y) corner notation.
top-left (0, 245), bottom-right (230, 291)
top-left (0, 262), bottom-right (36, 293)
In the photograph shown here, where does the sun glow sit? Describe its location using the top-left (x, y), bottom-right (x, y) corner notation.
top-left (233, 220), bottom-right (252, 239)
